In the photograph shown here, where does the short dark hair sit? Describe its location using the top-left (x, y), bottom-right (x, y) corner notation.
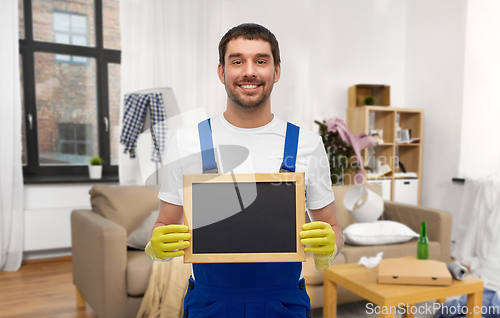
top-left (218, 23), bottom-right (281, 68)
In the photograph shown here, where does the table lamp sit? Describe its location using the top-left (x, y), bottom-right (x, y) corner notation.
top-left (343, 186), bottom-right (383, 223)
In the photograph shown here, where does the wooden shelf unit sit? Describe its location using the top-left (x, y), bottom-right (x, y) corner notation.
top-left (346, 106), bottom-right (424, 205)
top-left (348, 84), bottom-right (391, 107)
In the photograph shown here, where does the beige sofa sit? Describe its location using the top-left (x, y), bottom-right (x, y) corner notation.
top-left (71, 184), bottom-right (451, 318)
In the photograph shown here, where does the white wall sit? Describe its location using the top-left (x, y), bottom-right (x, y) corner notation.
top-left (309, 0), bottom-right (407, 123)
top-left (22, 183), bottom-right (117, 260)
top-left (404, 0), bottom-right (467, 232)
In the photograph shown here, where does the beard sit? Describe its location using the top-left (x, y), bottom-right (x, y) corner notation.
top-left (225, 76), bottom-right (274, 110)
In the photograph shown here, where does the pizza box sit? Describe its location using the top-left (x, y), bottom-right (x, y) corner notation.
top-left (378, 258), bottom-right (453, 286)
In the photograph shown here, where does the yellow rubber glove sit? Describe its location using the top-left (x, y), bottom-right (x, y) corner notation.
top-left (300, 221), bottom-right (337, 270)
top-left (145, 224), bottom-right (191, 261)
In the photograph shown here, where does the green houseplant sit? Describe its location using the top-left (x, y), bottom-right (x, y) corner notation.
top-left (363, 95), bottom-right (375, 106)
top-left (315, 118), bottom-right (375, 185)
top-left (89, 156), bottom-right (103, 179)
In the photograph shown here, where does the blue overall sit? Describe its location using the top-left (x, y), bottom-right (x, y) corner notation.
top-left (182, 119), bottom-right (311, 318)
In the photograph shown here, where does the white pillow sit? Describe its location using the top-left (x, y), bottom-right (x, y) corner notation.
top-left (127, 210), bottom-right (159, 250)
top-left (344, 220), bottom-right (419, 246)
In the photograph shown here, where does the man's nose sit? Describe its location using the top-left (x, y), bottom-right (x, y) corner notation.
top-left (242, 62), bottom-right (256, 77)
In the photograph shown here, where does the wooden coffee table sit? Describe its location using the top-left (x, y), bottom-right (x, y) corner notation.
top-left (323, 257), bottom-right (484, 318)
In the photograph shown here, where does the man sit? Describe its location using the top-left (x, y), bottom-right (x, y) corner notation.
top-left (146, 23), bottom-right (343, 317)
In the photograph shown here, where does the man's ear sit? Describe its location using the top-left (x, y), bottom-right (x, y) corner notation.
top-left (274, 63), bottom-right (281, 83)
top-left (217, 63), bottom-right (225, 84)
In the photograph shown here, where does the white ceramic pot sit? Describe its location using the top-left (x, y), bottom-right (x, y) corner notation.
top-left (89, 165), bottom-right (103, 179)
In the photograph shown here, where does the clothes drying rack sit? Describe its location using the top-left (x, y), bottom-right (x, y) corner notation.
top-left (124, 87), bottom-right (180, 184)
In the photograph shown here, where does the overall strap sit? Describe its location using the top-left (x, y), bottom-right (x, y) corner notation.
top-left (198, 118), bottom-right (218, 173)
top-left (280, 122), bottom-right (300, 173)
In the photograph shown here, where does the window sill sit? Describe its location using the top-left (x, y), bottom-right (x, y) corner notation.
top-left (23, 175), bottom-right (119, 184)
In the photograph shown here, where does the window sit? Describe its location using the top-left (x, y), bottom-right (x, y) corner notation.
top-left (54, 12), bottom-right (89, 64)
top-left (108, 62), bottom-right (121, 165)
top-left (34, 52), bottom-right (98, 165)
top-left (32, 0), bottom-right (96, 47)
top-left (19, 0), bottom-right (120, 182)
top-left (20, 55), bottom-right (27, 165)
top-left (58, 123), bottom-right (93, 159)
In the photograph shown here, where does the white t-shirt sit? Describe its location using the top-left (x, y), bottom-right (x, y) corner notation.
top-left (158, 113), bottom-right (335, 209)
top-left (157, 113), bottom-right (335, 280)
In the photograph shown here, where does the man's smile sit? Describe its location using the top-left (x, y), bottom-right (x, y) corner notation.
top-left (238, 83), bottom-right (262, 93)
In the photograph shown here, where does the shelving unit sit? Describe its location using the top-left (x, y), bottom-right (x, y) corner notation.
top-left (345, 106), bottom-right (424, 205)
top-left (348, 84), bottom-right (391, 107)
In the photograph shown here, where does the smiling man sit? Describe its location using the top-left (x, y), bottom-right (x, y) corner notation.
top-left (146, 23), bottom-right (344, 318)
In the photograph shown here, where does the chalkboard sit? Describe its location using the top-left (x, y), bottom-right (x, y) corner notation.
top-left (183, 173), bottom-right (305, 263)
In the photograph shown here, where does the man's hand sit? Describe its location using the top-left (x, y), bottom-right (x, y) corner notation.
top-left (145, 224), bottom-right (191, 261)
top-left (300, 221), bottom-right (337, 270)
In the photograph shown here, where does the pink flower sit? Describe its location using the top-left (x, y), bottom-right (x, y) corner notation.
top-left (325, 117), bottom-right (377, 178)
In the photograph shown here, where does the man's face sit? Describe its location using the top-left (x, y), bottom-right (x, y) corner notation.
top-left (218, 37), bottom-right (281, 110)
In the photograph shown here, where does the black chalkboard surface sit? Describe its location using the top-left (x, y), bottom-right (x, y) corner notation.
top-left (183, 173), bottom-right (305, 263)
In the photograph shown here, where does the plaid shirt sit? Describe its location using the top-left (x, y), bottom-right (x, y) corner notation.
top-left (120, 93), bottom-right (166, 162)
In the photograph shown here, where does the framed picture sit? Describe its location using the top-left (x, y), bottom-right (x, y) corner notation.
top-left (183, 172), bottom-right (305, 263)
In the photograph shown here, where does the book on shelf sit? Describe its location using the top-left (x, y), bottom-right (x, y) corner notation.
top-left (397, 138), bottom-right (420, 144)
top-left (367, 164), bottom-right (392, 178)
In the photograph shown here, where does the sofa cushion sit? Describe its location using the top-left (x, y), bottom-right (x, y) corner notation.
top-left (344, 220), bottom-right (419, 245)
top-left (127, 251), bottom-right (154, 297)
top-left (127, 210), bottom-right (159, 250)
top-left (89, 185), bottom-right (159, 235)
top-left (341, 240), bottom-right (441, 264)
top-left (303, 253), bottom-right (346, 286)
top-left (332, 184), bottom-right (383, 229)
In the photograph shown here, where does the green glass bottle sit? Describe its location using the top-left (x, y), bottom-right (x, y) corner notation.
top-left (417, 221), bottom-right (429, 260)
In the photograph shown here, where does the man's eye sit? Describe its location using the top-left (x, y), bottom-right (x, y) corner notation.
top-left (233, 61), bottom-right (242, 65)
top-left (257, 60), bottom-right (266, 64)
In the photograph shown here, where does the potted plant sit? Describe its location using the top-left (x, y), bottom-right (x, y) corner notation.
top-left (315, 118), bottom-right (376, 185)
top-left (363, 95), bottom-right (375, 106)
top-left (89, 156), bottom-right (103, 179)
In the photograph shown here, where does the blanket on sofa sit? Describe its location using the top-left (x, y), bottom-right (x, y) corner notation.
top-left (136, 258), bottom-right (192, 318)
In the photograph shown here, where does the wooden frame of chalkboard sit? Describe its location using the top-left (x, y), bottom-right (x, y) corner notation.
top-left (183, 172), bottom-right (305, 263)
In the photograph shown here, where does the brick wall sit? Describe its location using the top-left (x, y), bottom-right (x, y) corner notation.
top-left (108, 63), bottom-right (120, 164)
